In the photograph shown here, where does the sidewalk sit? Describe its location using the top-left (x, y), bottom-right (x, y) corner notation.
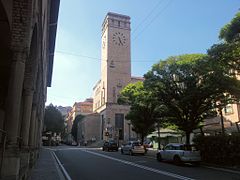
top-left (29, 148), bottom-right (65, 180)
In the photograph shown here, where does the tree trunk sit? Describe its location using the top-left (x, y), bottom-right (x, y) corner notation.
top-left (218, 107), bottom-right (225, 136)
top-left (185, 132), bottom-right (191, 145)
top-left (141, 134), bottom-right (144, 144)
top-left (157, 122), bottom-right (161, 150)
top-left (200, 127), bottom-right (204, 136)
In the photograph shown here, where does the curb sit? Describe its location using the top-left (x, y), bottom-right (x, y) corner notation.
top-left (145, 149), bottom-right (240, 174)
top-left (51, 151), bottom-right (72, 180)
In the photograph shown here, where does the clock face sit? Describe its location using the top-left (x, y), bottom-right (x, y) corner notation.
top-left (112, 32), bottom-right (126, 46)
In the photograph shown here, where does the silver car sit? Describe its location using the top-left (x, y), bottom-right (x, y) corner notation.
top-left (156, 143), bottom-right (201, 165)
top-left (121, 141), bottom-right (145, 155)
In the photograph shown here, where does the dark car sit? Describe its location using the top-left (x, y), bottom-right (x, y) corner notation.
top-left (102, 140), bottom-right (119, 151)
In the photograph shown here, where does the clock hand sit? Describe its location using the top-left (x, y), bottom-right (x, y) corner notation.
top-left (118, 37), bottom-right (123, 45)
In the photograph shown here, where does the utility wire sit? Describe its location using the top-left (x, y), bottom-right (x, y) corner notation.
top-left (55, 50), bottom-right (159, 63)
top-left (132, 0), bottom-right (173, 42)
top-left (132, 0), bottom-right (166, 35)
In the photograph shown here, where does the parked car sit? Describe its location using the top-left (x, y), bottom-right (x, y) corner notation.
top-left (102, 140), bottom-right (119, 151)
top-left (121, 141), bottom-right (145, 155)
top-left (143, 141), bottom-right (153, 149)
top-left (156, 143), bottom-right (201, 165)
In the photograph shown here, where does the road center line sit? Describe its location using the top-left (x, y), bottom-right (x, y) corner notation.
top-left (81, 149), bottom-right (195, 180)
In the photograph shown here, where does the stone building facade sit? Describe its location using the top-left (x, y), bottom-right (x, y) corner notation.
top-left (0, 0), bottom-right (60, 179)
top-left (93, 12), bottom-right (143, 142)
top-left (77, 113), bottom-right (101, 145)
top-left (64, 98), bottom-right (94, 144)
top-left (201, 102), bottom-right (240, 135)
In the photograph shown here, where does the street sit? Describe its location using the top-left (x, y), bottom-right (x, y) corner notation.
top-left (53, 146), bottom-right (240, 180)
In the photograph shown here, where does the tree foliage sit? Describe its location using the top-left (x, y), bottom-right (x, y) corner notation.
top-left (71, 114), bottom-right (85, 143)
top-left (144, 54), bottom-right (240, 144)
top-left (209, 12), bottom-right (240, 75)
top-left (118, 81), bottom-right (165, 143)
top-left (44, 104), bottom-right (64, 133)
top-left (219, 12), bottom-right (240, 43)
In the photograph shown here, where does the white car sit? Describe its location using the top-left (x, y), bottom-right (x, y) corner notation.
top-left (156, 143), bottom-right (201, 165)
top-left (121, 141), bottom-right (145, 155)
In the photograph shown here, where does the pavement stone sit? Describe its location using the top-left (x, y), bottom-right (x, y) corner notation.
top-left (29, 148), bottom-right (65, 180)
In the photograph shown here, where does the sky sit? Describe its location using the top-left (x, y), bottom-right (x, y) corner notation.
top-left (46, 0), bottom-right (240, 107)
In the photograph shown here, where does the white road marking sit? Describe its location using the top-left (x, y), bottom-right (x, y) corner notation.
top-left (52, 151), bottom-right (72, 180)
top-left (81, 149), bottom-right (195, 180)
top-left (48, 147), bottom-right (240, 176)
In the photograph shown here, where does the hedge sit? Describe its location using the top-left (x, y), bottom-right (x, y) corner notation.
top-left (193, 134), bottom-right (240, 165)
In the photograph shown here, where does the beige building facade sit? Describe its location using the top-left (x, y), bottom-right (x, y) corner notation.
top-left (64, 98), bottom-right (94, 143)
top-left (93, 12), bottom-right (141, 142)
top-left (201, 103), bottom-right (240, 135)
top-left (0, 0), bottom-right (59, 179)
top-left (77, 113), bottom-right (101, 145)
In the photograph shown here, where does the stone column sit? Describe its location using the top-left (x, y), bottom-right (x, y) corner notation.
top-left (5, 51), bottom-right (27, 146)
top-left (28, 106), bottom-right (36, 148)
top-left (21, 89), bottom-right (34, 147)
top-left (19, 89), bottom-right (34, 178)
top-left (28, 106), bottom-right (36, 168)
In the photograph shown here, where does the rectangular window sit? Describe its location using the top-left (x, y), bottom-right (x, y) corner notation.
top-left (224, 104), bottom-right (233, 114)
top-left (115, 113), bottom-right (124, 140)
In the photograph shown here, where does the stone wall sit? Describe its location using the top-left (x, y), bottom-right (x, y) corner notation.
top-left (0, 0), bottom-right (60, 179)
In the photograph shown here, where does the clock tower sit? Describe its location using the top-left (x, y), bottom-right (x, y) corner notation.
top-left (101, 12), bottom-right (131, 103)
top-left (93, 12), bottom-right (131, 141)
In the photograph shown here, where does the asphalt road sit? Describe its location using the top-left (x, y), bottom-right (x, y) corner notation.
top-left (54, 147), bottom-right (240, 180)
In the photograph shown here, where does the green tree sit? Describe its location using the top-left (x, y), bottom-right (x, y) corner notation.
top-left (144, 54), bottom-right (239, 145)
top-left (118, 81), bottom-right (165, 143)
top-left (219, 12), bottom-right (240, 43)
top-left (71, 114), bottom-right (84, 144)
top-left (207, 12), bottom-right (240, 134)
top-left (208, 12), bottom-right (240, 75)
top-left (44, 104), bottom-right (64, 133)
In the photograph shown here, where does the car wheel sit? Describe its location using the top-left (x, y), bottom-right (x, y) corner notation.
top-left (173, 155), bottom-right (181, 166)
top-left (157, 153), bottom-right (162, 162)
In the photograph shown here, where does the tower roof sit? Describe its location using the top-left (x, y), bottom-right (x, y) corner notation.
top-left (102, 12), bottom-right (130, 29)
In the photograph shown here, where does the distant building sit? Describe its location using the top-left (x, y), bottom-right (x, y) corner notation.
top-left (64, 98), bottom-right (94, 144)
top-left (56, 106), bottom-right (72, 117)
top-left (77, 113), bottom-right (101, 145)
top-left (198, 104), bottom-right (240, 135)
